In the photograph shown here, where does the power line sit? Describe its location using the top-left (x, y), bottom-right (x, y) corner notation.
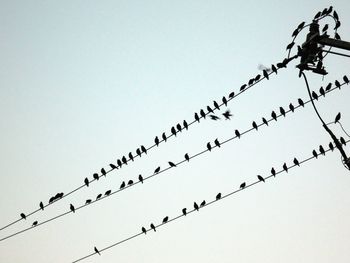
top-left (71, 138), bottom-right (349, 263)
top-left (1, 78), bottom-right (347, 242)
top-left (0, 55), bottom-right (298, 233)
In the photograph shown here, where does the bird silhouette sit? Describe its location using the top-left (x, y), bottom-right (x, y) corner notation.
top-left (117, 159), bottom-right (123, 167)
top-left (283, 163), bottom-right (288, 173)
top-left (101, 168), bottom-right (106, 176)
top-left (84, 178), bottom-right (89, 187)
top-left (271, 111), bottom-right (277, 121)
top-left (93, 173), bottom-right (99, 181)
top-left (110, 163), bottom-right (117, 170)
top-left (96, 194), bottom-right (102, 200)
top-left (335, 80), bottom-right (341, 89)
top-left (293, 158), bottom-right (300, 166)
top-left (248, 78), bottom-right (254, 85)
top-left (292, 28), bottom-right (299, 37)
top-left (329, 142), bottom-right (334, 151)
top-left (298, 98), bottom-right (305, 107)
top-left (271, 64), bottom-right (277, 74)
top-left (262, 117), bottom-right (268, 126)
top-left (289, 103), bottom-right (295, 112)
top-left (183, 120), bottom-right (188, 130)
top-left (209, 114), bottom-right (220, 121)
top-left (257, 175), bottom-right (265, 182)
top-left (195, 113), bottom-right (200, 122)
top-left (136, 148), bottom-right (142, 157)
top-left (279, 107), bottom-right (286, 117)
top-left (207, 142), bottom-right (212, 151)
top-left (154, 166), bottom-right (161, 174)
top-left (194, 202), bottom-right (199, 211)
top-left (311, 91), bottom-right (319, 100)
top-left (184, 153), bottom-right (190, 162)
top-left (207, 106), bottom-right (214, 114)
top-left (105, 190), bottom-right (111, 196)
top-left (162, 216), bottom-right (169, 223)
top-left (263, 69), bottom-right (269, 80)
top-left (141, 145), bottom-right (147, 154)
top-left (222, 109), bottom-right (232, 120)
top-left (32, 221), bottom-right (38, 227)
top-left (213, 100), bottom-right (220, 110)
top-left (229, 91), bottom-right (235, 98)
top-left (94, 246), bottom-right (100, 255)
top-left (20, 213), bottom-right (26, 220)
top-left (252, 121), bottom-right (258, 130)
top-left (168, 161), bottom-right (176, 167)
top-left (319, 145), bottom-right (325, 155)
top-left (176, 123), bottom-right (182, 132)
top-left (155, 136), bottom-right (160, 146)
top-left (240, 84), bottom-right (247, 91)
top-left (182, 208), bottom-right (187, 216)
top-left (56, 192), bottom-right (64, 199)
top-left (255, 74), bottom-right (261, 81)
top-left (271, 167), bottom-right (276, 177)
top-left (142, 227), bottom-right (147, 234)
top-left (286, 42), bottom-right (295, 50)
top-left (200, 200), bottom-right (206, 207)
top-left (138, 174), bottom-right (144, 183)
top-left (216, 193), bottom-right (222, 200)
top-left (122, 156), bottom-right (128, 165)
top-left (325, 82), bottom-right (332, 91)
top-left (162, 132), bottom-right (167, 142)
top-left (49, 197), bottom-right (55, 204)
top-left (70, 204), bottom-right (75, 213)
top-left (214, 138), bottom-right (220, 148)
top-left (235, 129), bottom-right (241, 138)
top-left (129, 152), bottom-right (134, 162)
top-left (340, 137), bottom-right (346, 145)
top-left (222, 96), bottom-right (228, 106)
top-left (200, 109), bottom-right (206, 119)
top-left (343, 75), bottom-right (349, 84)
top-left (334, 112), bottom-right (341, 123)
top-left (39, 201), bottom-right (44, 211)
top-left (120, 181), bottom-right (126, 189)
top-left (240, 182), bottom-right (246, 189)
top-left (150, 223), bottom-right (156, 232)
top-left (319, 87), bottom-right (325, 97)
top-left (171, 126), bottom-right (177, 136)
top-left (312, 150), bottom-right (318, 159)
top-left (85, 199), bottom-right (92, 205)
top-left (128, 180), bottom-right (133, 186)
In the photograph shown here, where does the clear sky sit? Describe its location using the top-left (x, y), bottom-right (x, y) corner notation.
top-left (1, 1), bottom-right (350, 262)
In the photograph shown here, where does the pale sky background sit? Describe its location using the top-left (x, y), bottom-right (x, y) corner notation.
top-left (1, 1), bottom-right (350, 262)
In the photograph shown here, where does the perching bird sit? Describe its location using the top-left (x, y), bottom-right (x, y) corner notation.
top-left (209, 114), bottom-right (220, 121)
top-left (182, 208), bottom-right (187, 216)
top-left (312, 150), bottom-right (318, 159)
top-left (257, 175), bottom-right (265, 183)
top-left (334, 112), bottom-right (341, 123)
top-left (248, 78), bottom-right (254, 85)
top-left (138, 174), bottom-right (144, 183)
top-left (200, 109), bottom-right (206, 119)
top-left (340, 137), bottom-right (346, 145)
top-left (214, 138), bottom-right (221, 148)
top-left (283, 163), bottom-right (288, 173)
top-left (129, 152), bottom-right (134, 162)
top-left (162, 216), bottom-right (169, 223)
top-left (271, 64), bottom-right (277, 74)
top-left (120, 181), bottom-right (126, 189)
top-left (117, 159), bottom-right (123, 167)
top-left (150, 223), bottom-right (156, 232)
top-left (136, 148), bottom-right (142, 157)
top-left (289, 103), bottom-right (295, 112)
top-left (271, 167), bottom-right (276, 177)
top-left (298, 98), bottom-right (305, 107)
top-left (154, 166), bottom-right (161, 174)
top-left (286, 41), bottom-right (295, 50)
top-left (207, 142), bottom-right (212, 151)
top-left (279, 107), bottom-right (286, 117)
top-left (183, 120), bottom-right (188, 130)
top-left (84, 177), bottom-right (89, 187)
top-left (319, 87), bottom-right (325, 97)
top-left (49, 197), bottom-right (55, 204)
top-left (39, 201), bottom-right (44, 211)
top-left (222, 96), bottom-right (228, 106)
top-left (207, 106), bottom-right (214, 114)
top-left (216, 193), bottom-right (222, 200)
top-left (141, 145), bottom-right (147, 154)
top-left (222, 109), bottom-right (232, 120)
top-left (171, 126), bottom-right (177, 136)
top-left (162, 132), bottom-right (167, 142)
top-left (235, 129), bottom-right (241, 138)
top-left (292, 158), bottom-right (299, 167)
top-left (105, 190), bottom-right (111, 196)
top-left (32, 221), bottom-right (38, 227)
top-left (194, 113), bottom-right (200, 122)
top-left (155, 136), bottom-right (160, 146)
top-left (329, 142), bottom-right (334, 151)
top-left (200, 200), bottom-right (206, 207)
top-left (319, 145), bottom-right (325, 155)
top-left (194, 202), bottom-right (199, 211)
top-left (96, 194), bottom-right (102, 200)
top-left (240, 84), bottom-right (247, 91)
top-left (168, 161), bottom-right (176, 167)
top-left (101, 168), bottom-right (106, 176)
top-left (262, 117), bottom-right (268, 126)
top-left (94, 246), bottom-right (100, 255)
top-left (311, 91), bottom-right (319, 100)
top-left (263, 69), bottom-right (269, 80)
top-left (110, 163), bottom-right (117, 169)
top-left (213, 100), bottom-right (220, 110)
top-left (93, 173), bottom-right (99, 181)
top-left (184, 153), bottom-right (190, 162)
top-left (229, 91), bottom-right (235, 98)
top-left (176, 123), bottom-right (182, 132)
top-left (252, 121), bottom-right (258, 130)
top-left (240, 182), bottom-right (246, 189)
top-left (20, 213), bottom-right (26, 220)
top-left (335, 80), bottom-right (341, 88)
top-left (85, 199), bottom-right (92, 205)
top-left (325, 82), bottom-right (332, 91)
top-left (271, 111), bottom-right (277, 121)
top-left (142, 227), bottom-right (147, 234)
top-left (343, 75), bottom-right (349, 84)
top-left (128, 180), bottom-right (133, 186)
top-left (122, 156), bottom-right (127, 165)
top-left (70, 204), bottom-right (75, 213)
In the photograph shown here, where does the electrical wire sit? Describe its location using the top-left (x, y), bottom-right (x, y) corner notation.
top-left (71, 138), bottom-right (350, 263)
top-left (1, 78), bottom-right (347, 243)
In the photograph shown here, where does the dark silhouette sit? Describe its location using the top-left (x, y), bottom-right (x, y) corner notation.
top-left (194, 202), bottom-right (199, 211)
top-left (263, 69), bottom-right (269, 80)
top-left (262, 117), bottom-right (268, 126)
top-left (136, 148), bottom-right (142, 156)
top-left (319, 87), bottom-right (325, 96)
top-left (120, 181), bottom-right (126, 189)
top-left (49, 196), bottom-right (55, 204)
top-left (248, 78), bottom-right (254, 85)
top-left (110, 163), bottom-right (117, 169)
top-left (200, 109), bottom-right (206, 119)
top-left (213, 100), bottom-right (220, 110)
top-left (84, 178), bottom-right (89, 187)
top-left (289, 103), bottom-right (295, 112)
top-left (150, 223), bottom-right (156, 232)
top-left (93, 173), bottom-right (99, 181)
top-left (334, 112), bottom-right (341, 123)
top-left (271, 64), bottom-right (277, 74)
top-left (222, 96), bottom-right (228, 106)
top-left (85, 199), bottom-right (92, 205)
top-left (105, 190), bottom-right (111, 196)
top-left (335, 80), bottom-right (341, 88)
top-left (155, 136), bottom-right (159, 146)
top-left (127, 180), bottom-right (133, 186)
top-left (176, 123), bottom-right (182, 132)
top-left (128, 152), bottom-right (134, 162)
top-left (168, 161), bottom-right (176, 167)
top-left (171, 126), bottom-right (177, 136)
top-left (182, 208), bottom-right (187, 216)
top-left (280, 107), bottom-right (286, 117)
top-left (293, 158), bottom-right (300, 166)
top-left (207, 142), bottom-right (212, 151)
top-left (216, 193), bottom-right (222, 200)
top-left (319, 145), bottom-right (325, 155)
top-left (329, 142), bottom-right (334, 151)
top-left (200, 200), bottom-right (206, 207)
top-left (325, 83), bottom-right (332, 91)
top-left (39, 201), bottom-right (44, 211)
top-left (343, 75), bottom-right (349, 84)
top-left (94, 246), bottom-right (100, 255)
top-left (286, 41), bottom-right (295, 50)
top-left (142, 227), bottom-right (147, 234)
top-left (183, 120), bottom-right (188, 130)
top-left (138, 174), bottom-right (143, 183)
top-left (70, 204), bottom-right (75, 213)
top-left (340, 137), bottom-right (346, 145)
top-left (162, 132), bottom-right (167, 142)
top-left (207, 106), bottom-right (214, 114)
top-left (222, 109), bottom-right (232, 120)
top-left (20, 213), bottom-right (26, 220)
top-left (235, 129), bottom-right (241, 138)
top-left (311, 91), bottom-right (318, 101)
top-left (154, 166), bottom-right (160, 174)
top-left (117, 159), bottom-right (122, 167)
top-left (298, 98), bottom-right (305, 107)
top-left (252, 121), bottom-right (258, 130)
top-left (214, 138), bottom-right (221, 148)
top-left (195, 113), bottom-right (200, 122)
top-left (122, 156), bottom-right (127, 165)
top-left (184, 153), bottom-right (190, 162)
top-left (141, 145), bottom-right (147, 154)
top-left (271, 167), bottom-right (276, 177)
top-left (162, 216), bottom-right (169, 223)
top-left (240, 182), bottom-right (246, 189)
top-left (257, 175), bottom-right (265, 182)
top-left (209, 114), bottom-right (220, 121)
top-left (229, 91), bottom-right (235, 98)
top-left (96, 194), bottom-right (102, 200)
top-left (271, 111), bottom-right (277, 121)
top-left (240, 84), bottom-right (247, 91)
top-left (32, 221), bottom-right (38, 227)
top-left (255, 74), bottom-right (261, 81)
top-left (283, 163), bottom-right (288, 173)
top-left (312, 150), bottom-right (318, 159)
top-left (101, 168), bottom-right (106, 176)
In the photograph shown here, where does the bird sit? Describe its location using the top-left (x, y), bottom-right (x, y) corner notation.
top-left (150, 223), bottom-right (156, 232)
top-left (227, 91), bottom-right (234, 99)
top-left (183, 120), bottom-right (188, 130)
top-left (271, 111), bottom-right (277, 121)
top-left (289, 103), bottom-right (295, 112)
top-left (216, 193), bottom-right (222, 200)
top-left (235, 130), bottom-right (241, 138)
top-left (286, 41), bottom-right (295, 50)
top-left (343, 75), bottom-right (349, 84)
top-left (176, 123), bottom-right (182, 132)
top-left (141, 145), bottom-right (147, 154)
top-left (154, 166), bottom-right (161, 174)
top-left (240, 182), bottom-right (246, 189)
top-left (334, 112), bottom-right (341, 123)
top-left (142, 227), bottom-right (147, 234)
top-left (263, 69), bottom-right (269, 80)
top-left (105, 190), bottom-right (111, 196)
top-left (213, 100), bottom-right (220, 110)
top-left (283, 163), bottom-right (288, 173)
top-left (271, 64), bottom-right (277, 74)
top-left (222, 109), bottom-right (232, 120)
top-left (155, 136), bottom-right (160, 146)
top-left (39, 201), bottom-right (44, 211)
top-left (162, 132), bottom-right (167, 142)
top-left (101, 168), bottom-right (106, 176)
top-left (128, 180), bottom-right (133, 186)
top-left (319, 87), bottom-right (325, 97)
top-left (279, 107), bottom-right (286, 117)
top-left (32, 221), bottom-right (38, 227)
top-left (49, 197), bottom-right (55, 204)
top-left (122, 156), bottom-right (128, 165)
top-left (70, 204), bottom-right (75, 213)
top-left (329, 142), bottom-right (334, 151)
top-left (335, 80), bottom-right (341, 88)
top-left (85, 199), bottom-right (92, 205)
top-left (200, 109), bottom-right (206, 119)
top-left (257, 175), bottom-right (265, 182)
top-left (93, 173), bottom-right (99, 181)
top-left (162, 216), bottom-right (169, 223)
top-left (207, 142), bottom-right (212, 151)
top-left (255, 74), bottom-right (261, 82)
top-left (340, 137), bottom-right (346, 145)
top-left (194, 112), bottom-right (200, 122)
top-left (171, 126), bottom-right (177, 136)
top-left (138, 174), bottom-right (144, 183)
top-left (184, 153), bottom-right (190, 162)
top-left (84, 177), bottom-right (89, 187)
top-left (94, 246), bottom-right (100, 255)
top-left (222, 96), bottom-right (228, 106)
top-left (312, 150), bottom-right (318, 159)
top-left (194, 202), bottom-right (199, 211)
top-left (293, 158), bottom-right (300, 166)
top-left (319, 145), bottom-right (325, 155)
top-left (207, 106), bottom-right (214, 114)
top-left (240, 84), bottom-right (247, 91)
top-left (110, 163), bottom-right (117, 169)
top-left (311, 91), bottom-right (319, 100)
top-left (298, 98), bottom-right (304, 107)
top-left (209, 114), bottom-right (220, 121)
top-left (248, 78), bottom-right (254, 85)
top-left (96, 194), bottom-right (102, 200)
top-left (168, 161), bottom-right (176, 167)
top-left (136, 148), bottom-right (142, 157)
top-left (271, 167), bottom-right (276, 177)
top-left (325, 82), bottom-right (332, 91)
top-left (292, 28), bottom-right (299, 37)
top-left (20, 213), bottom-right (26, 220)
top-left (252, 121), bottom-right (258, 130)
top-left (182, 208), bottom-right (187, 216)
top-left (214, 138), bottom-right (221, 148)
top-left (117, 159), bottom-right (123, 167)
top-left (200, 200), bottom-right (206, 207)
top-left (128, 152), bottom-right (134, 162)
top-left (120, 181), bottom-right (126, 189)
top-left (262, 117), bottom-right (268, 126)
